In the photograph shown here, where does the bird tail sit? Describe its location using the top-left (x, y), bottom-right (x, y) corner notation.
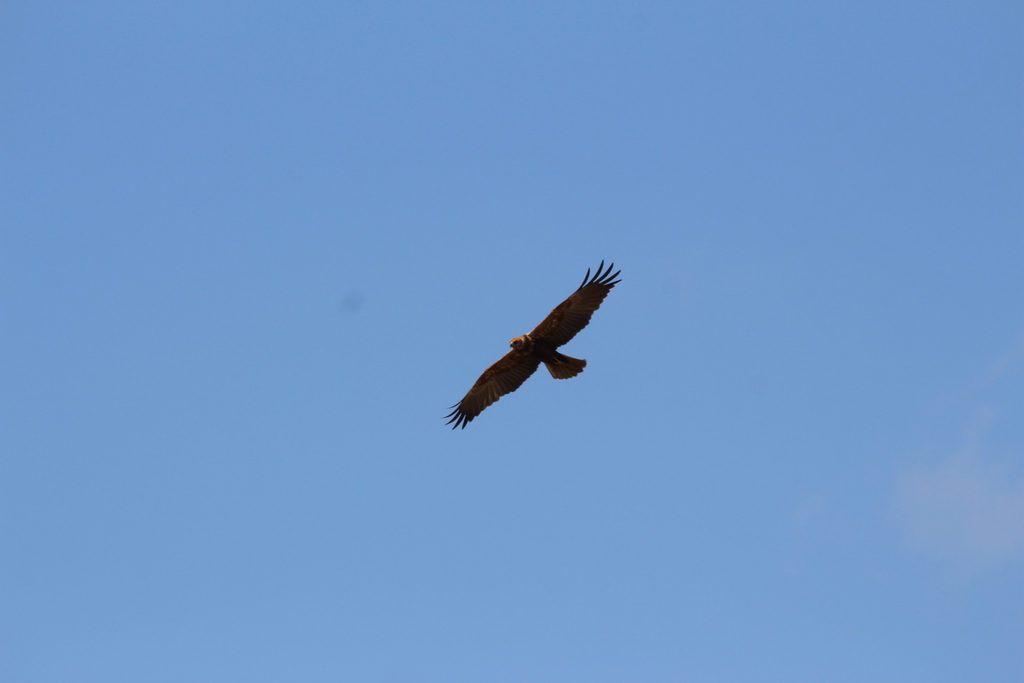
top-left (545, 353), bottom-right (586, 379)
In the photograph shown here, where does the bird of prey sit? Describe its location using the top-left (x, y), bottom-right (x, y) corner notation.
top-left (445, 261), bottom-right (621, 429)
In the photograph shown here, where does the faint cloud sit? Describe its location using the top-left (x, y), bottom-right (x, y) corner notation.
top-left (746, 373), bottom-right (770, 395)
top-left (897, 427), bottom-right (1024, 568)
top-left (977, 330), bottom-right (1024, 388)
top-left (340, 290), bottom-right (364, 316)
top-left (895, 334), bottom-right (1024, 572)
top-left (661, 277), bottom-right (685, 300)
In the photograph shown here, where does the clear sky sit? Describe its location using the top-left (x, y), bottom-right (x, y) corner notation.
top-left (2, 2), bottom-right (1022, 681)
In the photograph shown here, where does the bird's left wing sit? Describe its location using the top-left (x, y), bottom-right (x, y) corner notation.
top-left (445, 351), bottom-right (542, 429)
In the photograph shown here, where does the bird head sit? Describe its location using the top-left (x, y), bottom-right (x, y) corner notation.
top-left (509, 336), bottom-right (528, 349)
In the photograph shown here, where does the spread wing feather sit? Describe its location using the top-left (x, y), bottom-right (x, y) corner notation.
top-left (445, 351), bottom-right (542, 429)
top-left (528, 261), bottom-right (621, 348)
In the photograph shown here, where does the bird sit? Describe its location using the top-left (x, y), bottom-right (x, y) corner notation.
top-left (445, 261), bottom-right (621, 429)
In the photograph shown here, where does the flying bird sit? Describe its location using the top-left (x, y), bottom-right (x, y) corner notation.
top-left (445, 261), bottom-right (621, 429)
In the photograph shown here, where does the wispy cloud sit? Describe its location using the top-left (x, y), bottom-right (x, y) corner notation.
top-left (895, 334), bottom-right (1024, 571)
top-left (977, 330), bottom-right (1024, 390)
top-left (897, 433), bottom-right (1024, 567)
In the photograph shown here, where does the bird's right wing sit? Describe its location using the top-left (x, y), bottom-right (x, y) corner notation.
top-left (445, 351), bottom-right (541, 429)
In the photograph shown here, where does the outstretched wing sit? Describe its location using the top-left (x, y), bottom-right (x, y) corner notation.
top-left (528, 261), bottom-right (621, 348)
top-left (445, 351), bottom-right (542, 429)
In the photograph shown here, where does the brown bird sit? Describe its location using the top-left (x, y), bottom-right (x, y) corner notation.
top-left (445, 261), bottom-right (621, 429)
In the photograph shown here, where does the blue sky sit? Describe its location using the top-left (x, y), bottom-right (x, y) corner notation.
top-left (2, 2), bottom-right (1022, 681)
